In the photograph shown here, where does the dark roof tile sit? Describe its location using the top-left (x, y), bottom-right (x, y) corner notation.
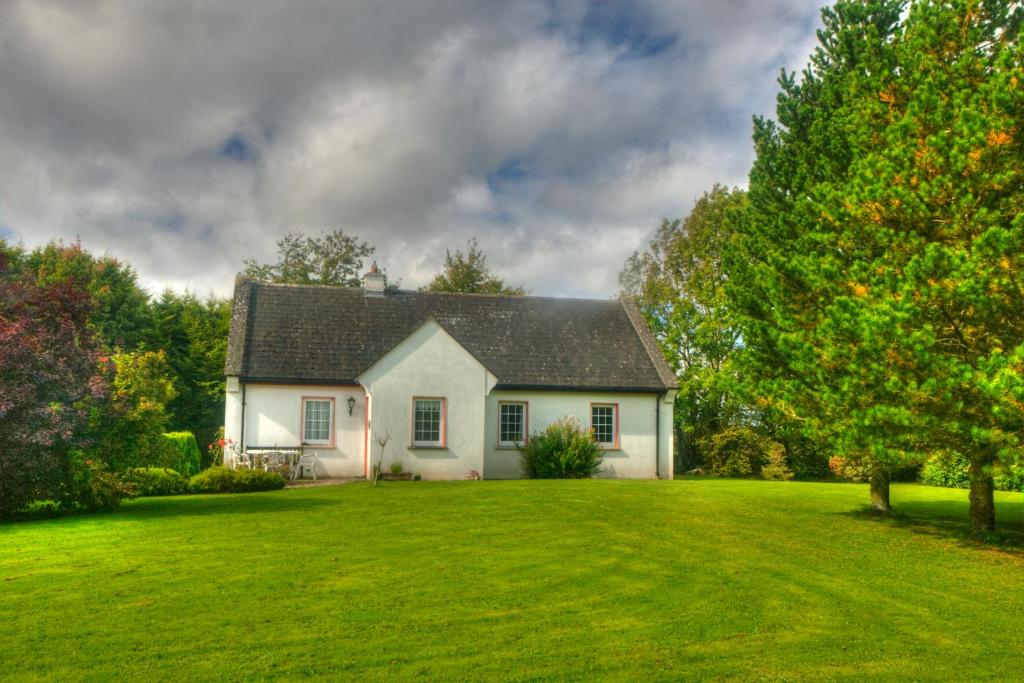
top-left (226, 280), bottom-right (678, 391)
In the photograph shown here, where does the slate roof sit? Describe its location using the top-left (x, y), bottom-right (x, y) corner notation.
top-left (226, 278), bottom-right (678, 391)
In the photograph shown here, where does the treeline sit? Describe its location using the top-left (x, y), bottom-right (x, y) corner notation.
top-left (622, 0), bottom-right (1023, 534)
top-left (2, 240), bottom-right (231, 452)
top-left (0, 240), bottom-right (230, 516)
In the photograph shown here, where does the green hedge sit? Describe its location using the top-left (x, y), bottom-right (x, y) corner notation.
top-left (124, 467), bottom-right (189, 496)
top-left (162, 432), bottom-right (202, 476)
top-left (188, 467), bottom-right (285, 494)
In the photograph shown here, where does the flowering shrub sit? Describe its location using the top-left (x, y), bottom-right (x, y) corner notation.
top-left (207, 427), bottom-right (234, 468)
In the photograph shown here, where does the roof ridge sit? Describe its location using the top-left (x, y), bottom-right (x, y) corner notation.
top-left (250, 278), bottom-right (619, 304)
top-left (249, 280), bottom-right (363, 292)
top-left (400, 289), bottom-right (619, 304)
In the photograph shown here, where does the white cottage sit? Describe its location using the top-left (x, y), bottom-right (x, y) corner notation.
top-left (224, 266), bottom-right (678, 480)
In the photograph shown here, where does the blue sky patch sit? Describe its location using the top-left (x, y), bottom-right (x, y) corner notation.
top-left (220, 133), bottom-right (254, 163)
top-left (549, 2), bottom-right (678, 59)
top-left (487, 158), bottom-right (532, 190)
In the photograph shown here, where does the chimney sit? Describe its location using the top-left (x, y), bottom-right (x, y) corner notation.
top-left (363, 261), bottom-right (386, 296)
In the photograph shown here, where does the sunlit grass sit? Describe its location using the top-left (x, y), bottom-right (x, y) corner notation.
top-left (1, 479), bottom-right (1021, 680)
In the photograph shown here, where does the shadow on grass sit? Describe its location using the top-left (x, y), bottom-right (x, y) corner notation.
top-left (117, 490), bottom-right (340, 521)
top-left (4, 490), bottom-right (338, 527)
top-left (841, 498), bottom-right (1024, 554)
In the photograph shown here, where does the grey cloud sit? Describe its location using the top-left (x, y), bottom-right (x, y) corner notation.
top-left (0, 0), bottom-right (825, 298)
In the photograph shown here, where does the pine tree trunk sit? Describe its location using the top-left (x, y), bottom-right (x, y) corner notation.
top-left (870, 468), bottom-right (890, 513)
top-left (968, 460), bottom-right (995, 534)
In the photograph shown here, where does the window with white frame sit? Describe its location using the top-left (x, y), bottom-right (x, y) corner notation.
top-left (498, 402), bottom-right (527, 446)
top-left (302, 398), bottom-right (334, 445)
top-left (590, 403), bottom-right (617, 447)
top-left (413, 398), bottom-right (445, 447)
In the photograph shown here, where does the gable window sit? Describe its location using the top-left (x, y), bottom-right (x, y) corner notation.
top-left (498, 401), bottom-right (528, 447)
top-left (590, 403), bottom-right (618, 448)
top-left (302, 397), bottom-right (334, 446)
top-left (412, 397), bottom-right (446, 447)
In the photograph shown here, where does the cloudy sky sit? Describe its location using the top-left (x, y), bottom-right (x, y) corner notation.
top-left (0, 0), bottom-right (826, 299)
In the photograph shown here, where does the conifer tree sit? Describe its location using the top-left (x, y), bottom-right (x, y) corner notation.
top-left (731, 0), bottom-right (906, 511)
top-left (733, 0), bottom-right (1024, 531)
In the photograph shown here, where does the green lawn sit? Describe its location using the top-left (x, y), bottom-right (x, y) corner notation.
top-left (2, 480), bottom-right (1022, 681)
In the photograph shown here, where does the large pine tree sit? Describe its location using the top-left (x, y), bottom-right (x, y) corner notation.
top-left (732, 0), bottom-right (1023, 531)
top-left (731, 0), bottom-right (907, 511)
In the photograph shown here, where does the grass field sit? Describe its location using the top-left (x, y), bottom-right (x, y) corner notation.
top-left (2, 479), bottom-right (1022, 681)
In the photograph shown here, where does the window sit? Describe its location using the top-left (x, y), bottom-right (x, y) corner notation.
top-left (413, 398), bottom-right (445, 447)
top-left (302, 398), bottom-right (334, 445)
top-left (498, 402), bottom-right (527, 447)
top-left (590, 403), bottom-right (618, 448)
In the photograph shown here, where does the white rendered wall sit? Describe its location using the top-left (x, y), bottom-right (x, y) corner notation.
top-left (360, 320), bottom-right (495, 480)
top-left (225, 377), bottom-right (242, 452)
top-left (228, 382), bottom-right (367, 477)
top-left (658, 390), bottom-right (677, 479)
top-left (482, 390), bottom-right (672, 479)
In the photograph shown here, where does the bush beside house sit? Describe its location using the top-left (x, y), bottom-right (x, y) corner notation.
top-left (519, 417), bottom-right (604, 479)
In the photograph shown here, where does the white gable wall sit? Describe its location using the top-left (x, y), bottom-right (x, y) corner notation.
top-left (360, 320), bottom-right (497, 480)
top-left (483, 390), bottom-right (675, 479)
top-left (224, 381), bottom-right (367, 477)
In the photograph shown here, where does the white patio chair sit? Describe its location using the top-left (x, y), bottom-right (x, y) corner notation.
top-left (259, 451), bottom-right (276, 472)
top-left (232, 449), bottom-right (253, 470)
top-left (265, 451), bottom-right (290, 476)
top-left (296, 451), bottom-right (320, 481)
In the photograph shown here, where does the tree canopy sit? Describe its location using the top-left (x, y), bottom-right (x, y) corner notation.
top-left (243, 229), bottom-right (375, 287)
top-left (730, 0), bottom-right (1024, 530)
top-left (621, 186), bottom-right (749, 471)
top-left (423, 239), bottom-right (526, 296)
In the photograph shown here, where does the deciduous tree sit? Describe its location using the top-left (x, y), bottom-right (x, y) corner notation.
top-left (620, 186), bottom-right (747, 471)
top-left (0, 254), bottom-right (106, 516)
top-left (423, 239), bottom-right (526, 295)
top-left (243, 229), bottom-right (375, 287)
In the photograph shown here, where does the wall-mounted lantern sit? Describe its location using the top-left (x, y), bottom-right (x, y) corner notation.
top-left (347, 396), bottom-right (357, 416)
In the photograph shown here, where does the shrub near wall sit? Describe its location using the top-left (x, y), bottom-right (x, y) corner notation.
top-left (519, 417), bottom-right (604, 479)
